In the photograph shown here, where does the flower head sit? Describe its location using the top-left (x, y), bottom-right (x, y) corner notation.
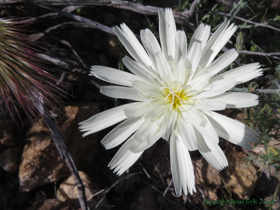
top-left (0, 18), bottom-right (65, 121)
top-left (80, 9), bottom-right (262, 196)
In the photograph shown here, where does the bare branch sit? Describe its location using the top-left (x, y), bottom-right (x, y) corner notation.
top-left (30, 3), bottom-right (114, 35)
top-left (216, 11), bottom-right (280, 32)
top-left (30, 21), bottom-right (113, 42)
top-left (239, 50), bottom-right (280, 56)
top-left (181, 0), bottom-right (199, 20)
top-left (6, 0), bottom-right (199, 26)
top-left (36, 53), bottom-right (70, 69)
top-left (43, 109), bottom-right (89, 210)
top-left (163, 179), bottom-right (173, 197)
top-left (239, 50), bottom-right (280, 60)
top-left (16, 6), bottom-right (81, 24)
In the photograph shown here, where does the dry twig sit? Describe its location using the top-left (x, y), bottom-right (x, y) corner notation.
top-left (44, 109), bottom-right (89, 210)
top-left (239, 50), bottom-right (280, 60)
top-left (1, 0), bottom-right (200, 26)
top-left (16, 5), bottom-right (81, 24)
top-left (216, 11), bottom-right (280, 33)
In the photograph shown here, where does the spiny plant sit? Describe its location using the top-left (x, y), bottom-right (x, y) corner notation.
top-left (0, 18), bottom-right (65, 122)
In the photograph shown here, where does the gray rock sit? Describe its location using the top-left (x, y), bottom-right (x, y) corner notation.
top-left (57, 171), bottom-right (110, 210)
top-left (19, 103), bottom-right (100, 192)
top-left (222, 151), bottom-right (258, 199)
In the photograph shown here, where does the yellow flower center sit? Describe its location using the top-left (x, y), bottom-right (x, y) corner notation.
top-left (160, 82), bottom-right (193, 110)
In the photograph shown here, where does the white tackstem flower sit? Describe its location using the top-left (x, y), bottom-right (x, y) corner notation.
top-left (79, 8), bottom-right (262, 196)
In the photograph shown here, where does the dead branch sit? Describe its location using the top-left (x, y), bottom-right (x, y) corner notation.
top-left (4, 0), bottom-right (200, 26)
top-left (43, 109), bottom-right (89, 210)
top-left (36, 53), bottom-right (70, 69)
top-left (239, 50), bottom-right (280, 60)
top-left (30, 3), bottom-right (115, 35)
top-left (216, 11), bottom-right (280, 33)
top-left (16, 5), bottom-right (81, 24)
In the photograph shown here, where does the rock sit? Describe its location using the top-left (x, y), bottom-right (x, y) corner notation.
top-left (193, 157), bottom-right (222, 201)
top-left (199, 185), bottom-right (219, 201)
top-left (26, 198), bottom-right (76, 210)
top-left (56, 171), bottom-right (93, 203)
top-left (222, 151), bottom-right (258, 199)
top-left (129, 186), bottom-right (158, 210)
top-left (19, 103), bottom-right (100, 192)
top-left (0, 147), bottom-right (21, 173)
top-left (19, 118), bottom-right (68, 192)
top-left (194, 158), bottom-right (222, 187)
top-left (57, 171), bottom-right (110, 210)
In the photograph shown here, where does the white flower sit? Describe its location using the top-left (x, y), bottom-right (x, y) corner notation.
top-left (79, 8), bottom-right (262, 196)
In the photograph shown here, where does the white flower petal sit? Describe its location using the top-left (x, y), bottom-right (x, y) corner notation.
top-left (173, 58), bottom-right (187, 84)
top-left (170, 132), bottom-right (196, 196)
top-left (197, 99), bottom-right (226, 110)
top-left (159, 8), bottom-right (176, 61)
top-left (100, 86), bottom-right (147, 101)
top-left (210, 23), bottom-right (237, 58)
top-left (187, 72), bottom-right (212, 91)
top-left (108, 136), bottom-right (143, 175)
top-left (203, 49), bottom-right (239, 76)
top-left (154, 51), bottom-right (174, 81)
top-left (208, 92), bottom-right (259, 108)
top-left (161, 110), bottom-right (178, 140)
top-left (140, 29), bottom-right (162, 72)
top-left (200, 21), bottom-right (237, 69)
top-left (122, 56), bottom-right (157, 83)
top-left (134, 120), bottom-right (159, 143)
top-left (79, 103), bottom-right (136, 137)
top-left (101, 116), bottom-right (145, 149)
top-left (132, 80), bottom-right (164, 98)
top-left (193, 126), bottom-right (211, 152)
top-left (113, 24), bottom-right (153, 68)
top-left (189, 23), bottom-right (210, 52)
top-left (213, 63), bottom-right (263, 85)
top-left (196, 77), bottom-right (236, 98)
top-left (187, 109), bottom-right (219, 146)
top-left (177, 117), bottom-right (197, 151)
top-left (90, 65), bottom-right (138, 86)
top-left (130, 130), bottom-right (161, 153)
top-left (140, 29), bottom-right (161, 54)
top-left (205, 111), bottom-right (259, 150)
top-left (144, 99), bottom-right (169, 119)
top-left (173, 30), bottom-right (188, 67)
top-left (123, 102), bottom-right (148, 117)
top-left (199, 144), bottom-right (228, 171)
top-left (187, 40), bottom-right (202, 79)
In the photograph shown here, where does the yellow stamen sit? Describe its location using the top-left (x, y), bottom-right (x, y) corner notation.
top-left (160, 82), bottom-right (194, 110)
